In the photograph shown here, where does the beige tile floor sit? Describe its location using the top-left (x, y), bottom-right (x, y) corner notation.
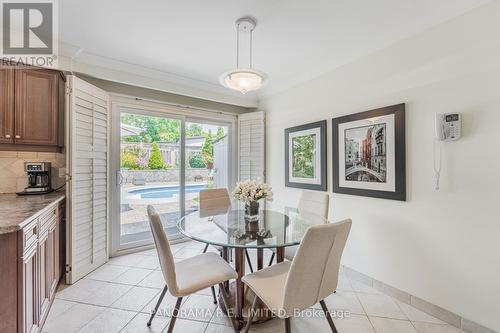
top-left (43, 240), bottom-right (466, 333)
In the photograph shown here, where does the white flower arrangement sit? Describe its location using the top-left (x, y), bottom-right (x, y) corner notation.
top-left (233, 180), bottom-right (274, 203)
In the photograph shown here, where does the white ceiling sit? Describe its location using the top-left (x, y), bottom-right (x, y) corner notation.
top-left (59, 0), bottom-right (490, 106)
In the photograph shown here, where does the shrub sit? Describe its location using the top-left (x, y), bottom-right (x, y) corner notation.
top-left (189, 153), bottom-right (206, 168)
top-left (148, 142), bottom-right (165, 169)
top-left (121, 151), bottom-right (140, 170)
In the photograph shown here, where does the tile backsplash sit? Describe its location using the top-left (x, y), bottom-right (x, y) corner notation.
top-left (0, 151), bottom-right (66, 194)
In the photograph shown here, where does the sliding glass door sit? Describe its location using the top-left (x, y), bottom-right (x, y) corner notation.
top-left (184, 120), bottom-right (230, 214)
top-left (111, 105), bottom-right (233, 254)
top-left (118, 112), bottom-right (183, 248)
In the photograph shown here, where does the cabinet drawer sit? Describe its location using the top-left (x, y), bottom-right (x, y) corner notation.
top-left (39, 205), bottom-right (57, 234)
top-left (22, 218), bottom-right (38, 253)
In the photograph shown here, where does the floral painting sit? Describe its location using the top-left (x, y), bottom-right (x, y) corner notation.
top-left (292, 134), bottom-right (316, 178)
top-left (285, 120), bottom-right (327, 191)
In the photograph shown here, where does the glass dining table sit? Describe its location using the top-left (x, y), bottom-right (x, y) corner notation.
top-left (177, 206), bottom-right (326, 327)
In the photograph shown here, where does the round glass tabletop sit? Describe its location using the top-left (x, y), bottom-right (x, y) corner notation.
top-left (177, 207), bottom-right (326, 249)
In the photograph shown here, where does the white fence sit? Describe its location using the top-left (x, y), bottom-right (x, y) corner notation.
top-left (121, 168), bottom-right (210, 184)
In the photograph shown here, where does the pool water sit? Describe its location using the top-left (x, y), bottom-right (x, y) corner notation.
top-left (129, 184), bottom-right (207, 199)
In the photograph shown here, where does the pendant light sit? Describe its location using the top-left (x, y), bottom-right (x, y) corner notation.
top-left (220, 17), bottom-right (266, 94)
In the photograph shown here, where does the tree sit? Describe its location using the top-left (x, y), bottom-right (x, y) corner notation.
top-left (148, 142), bottom-right (165, 169)
top-left (202, 130), bottom-right (213, 157)
top-left (186, 123), bottom-right (203, 138)
top-left (121, 114), bottom-right (180, 143)
top-left (216, 126), bottom-right (225, 140)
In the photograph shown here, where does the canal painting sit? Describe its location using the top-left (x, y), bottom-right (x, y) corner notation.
top-left (344, 123), bottom-right (387, 183)
top-left (333, 104), bottom-right (406, 201)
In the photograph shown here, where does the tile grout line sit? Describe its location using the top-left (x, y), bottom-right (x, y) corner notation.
top-left (74, 306), bottom-right (137, 333)
top-left (52, 290), bottom-right (200, 332)
top-left (343, 265), bottom-right (498, 333)
top-left (116, 311), bottom-right (141, 333)
top-left (395, 299), bottom-right (421, 333)
top-left (350, 276), bottom-right (379, 333)
top-left (45, 243), bottom-right (204, 333)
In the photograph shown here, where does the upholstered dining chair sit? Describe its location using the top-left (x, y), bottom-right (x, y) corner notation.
top-left (199, 188), bottom-right (232, 257)
top-left (146, 205), bottom-right (239, 333)
top-left (199, 188), bottom-right (256, 274)
top-left (268, 190), bottom-right (330, 265)
top-left (243, 219), bottom-right (352, 333)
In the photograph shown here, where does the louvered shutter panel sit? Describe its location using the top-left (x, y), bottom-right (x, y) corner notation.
top-left (238, 111), bottom-right (265, 182)
top-left (67, 76), bottom-right (109, 283)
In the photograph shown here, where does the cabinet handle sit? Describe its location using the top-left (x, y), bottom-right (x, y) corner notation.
top-left (15, 135), bottom-right (21, 139)
top-left (5, 134), bottom-right (11, 138)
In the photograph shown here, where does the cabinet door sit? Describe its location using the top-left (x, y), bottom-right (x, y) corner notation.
top-left (14, 69), bottom-right (60, 146)
top-left (48, 222), bottom-right (58, 298)
top-left (38, 231), bottom-right (51, 324)
top-left (19, 246), bottom-right (38, 333)
top-left (0, 67), bottom-right (14, 143)
top-left (57, 203), bottom-right (65, 280)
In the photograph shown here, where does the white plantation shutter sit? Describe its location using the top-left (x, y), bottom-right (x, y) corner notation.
top-left (238, 111), bottom-right (265, 182)
top-left (67, 76), bottom-right (109, 283)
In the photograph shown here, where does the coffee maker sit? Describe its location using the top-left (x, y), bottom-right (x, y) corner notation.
top-left (17, 162), bottom-right (53, 195)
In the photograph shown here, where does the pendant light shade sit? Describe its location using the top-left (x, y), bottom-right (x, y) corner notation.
top-left (221, 69), bottom-right (266, 95)
top-left (220, 17), bottom-right (266, 94)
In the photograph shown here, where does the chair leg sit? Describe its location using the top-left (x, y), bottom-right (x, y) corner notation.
top-left (166, 297), bottom-right (183, 333)
top-left (243, 295), bottom-right (259, 333)
top-left (245, 249), bottom-right (254, 273)
top-left (211, 286), bottom-right (218, 304)
top-left (147, 285), bottom-right (168, 327)
top-left (320, 299), bottom-right (338, 333)
top-left (218, 283), bottom-right (239, 332)
top-left (202, 243), bottom-right (209, 253)
top-left (268, 252), bottom-right (275, 266)
top-left (285, 317), bottom-right (291, 333)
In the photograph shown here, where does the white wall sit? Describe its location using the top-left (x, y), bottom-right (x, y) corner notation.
top-left (260, 2), bottom-right (500, 331)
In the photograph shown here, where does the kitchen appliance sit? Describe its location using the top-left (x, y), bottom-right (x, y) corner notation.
top-left (17, 162), bottom-right (53, 195)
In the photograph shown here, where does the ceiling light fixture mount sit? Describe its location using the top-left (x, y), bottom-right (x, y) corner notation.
top-left (220, 16), bottom-right (266, 95)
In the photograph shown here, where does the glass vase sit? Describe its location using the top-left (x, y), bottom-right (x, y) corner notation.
top-left (244, 201), bottom-right (260, 222)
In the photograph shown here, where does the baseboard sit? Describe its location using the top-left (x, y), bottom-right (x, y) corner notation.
top-left (341, 265), bottom-right (498, 333)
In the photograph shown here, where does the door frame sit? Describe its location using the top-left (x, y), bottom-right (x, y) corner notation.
top-left (109, 97), bottom-right (237, 256)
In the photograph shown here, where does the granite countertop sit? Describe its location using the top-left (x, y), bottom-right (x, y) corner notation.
top-left (0, 191), bottom-right (66, 234)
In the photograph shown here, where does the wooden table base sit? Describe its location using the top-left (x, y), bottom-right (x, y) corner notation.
top-left (219, 246), bottom-right (285, 329)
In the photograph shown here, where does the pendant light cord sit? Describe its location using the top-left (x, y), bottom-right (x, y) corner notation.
top-left (236, 23), bottom-right (240, 68)
top-left (250, 29), bottom-right (253, 69)
top-left (235, 20), bottom-right (255, 69)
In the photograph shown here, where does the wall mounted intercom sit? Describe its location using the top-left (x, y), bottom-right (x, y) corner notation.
top-left (434, 113), bottom-right (462, 190)
top-left (436, 113), bottom-right (462, 141)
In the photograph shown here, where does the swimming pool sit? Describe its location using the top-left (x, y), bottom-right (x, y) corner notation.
top-left (128, 184), bottom-right (207, 199)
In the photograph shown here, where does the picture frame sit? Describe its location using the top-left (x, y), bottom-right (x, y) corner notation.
top-left (332, 104), bottom-right (406, 201)
top-left (285, 120), bottom-right (327, 191)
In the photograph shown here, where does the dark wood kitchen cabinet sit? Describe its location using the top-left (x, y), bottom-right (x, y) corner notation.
top-left (19, 230), bottom-right (39, 333)
top-left (0, 65), bottom-right (65, 152)
top-left (0, 198), bottom-right (65, 333)
top-left (0, 66), bottom-right (15, 144)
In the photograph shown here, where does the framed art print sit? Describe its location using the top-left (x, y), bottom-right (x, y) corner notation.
top-left (332, 104), bottom-right (406, 201)
top-left (285, 120), bottom-right (327, 191)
